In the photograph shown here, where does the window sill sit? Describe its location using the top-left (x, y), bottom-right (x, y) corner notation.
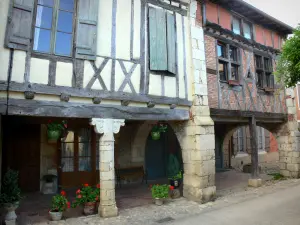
top-left (264, 87), bottom-right (275, 93)
top-left (228, 80), bottom-right (240, 86)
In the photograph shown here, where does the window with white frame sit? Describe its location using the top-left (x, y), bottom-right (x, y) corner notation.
top-left (232, 15), bottom-right (253, 40)
top-left (256, 126), bottom-right (265, 151)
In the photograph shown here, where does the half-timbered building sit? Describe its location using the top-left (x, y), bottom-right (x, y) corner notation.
top-left (0, 0), bottom-right (299, 220)
top-left (194, 0), bottom-right (300, 186)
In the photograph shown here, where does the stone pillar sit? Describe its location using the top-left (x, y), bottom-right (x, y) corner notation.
top-left (276, 88), bottom-right (300, 178)
top-left (176, 0), bottom-right (216, 203)
top-left (90, 118), bottom-right (125, 218)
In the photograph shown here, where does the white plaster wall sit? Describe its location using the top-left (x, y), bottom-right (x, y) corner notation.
top-left (83, 60), bottom-right (102, 90)
top-left (11, 50), bottom-right (26, 83)
top-left (184, 16), bottom-right (193, 101)
top-left (116, 0), bottom-right (131, 60)
top-left (133, 0), bottom-right (141, 59)
top-left (30, 58), bottom-right (49, 84)
top-left (131, 64), bottom-right (141, 93)
top-left (55, 62), bottom-right (73, 87)
top-left (148, 74), bottom-right (162, 96)
top-left (97, 0), bottom-right (113, 57)
top-left (0, 0), bottom-right (10, 82)
top-left (164, 76), bottom-right (176, 97)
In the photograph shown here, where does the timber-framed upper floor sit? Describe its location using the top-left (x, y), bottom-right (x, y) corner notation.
top-left (195, 0), bottom-right (293, 120)
top-left (0, 0), bottom-right (192, 120)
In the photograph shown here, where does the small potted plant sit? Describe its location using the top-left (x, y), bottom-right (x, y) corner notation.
top-left (0, 169), bottom-right (22, 222)
top-left (151, 123), bottom-right (168, 140)
top-left (167, 154), bottom-right (182, 189)
top-left (47, 120), bottom-right (67, 142)
top-left (150, 184), bottom-right (170, 206)
top-left (49, 190), bottom-right (70, 221)
top-left (72, 184), bottom-right (97, 215)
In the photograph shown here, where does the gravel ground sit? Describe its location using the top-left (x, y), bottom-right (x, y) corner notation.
top-left (39, 179), bottom-right (300, 225)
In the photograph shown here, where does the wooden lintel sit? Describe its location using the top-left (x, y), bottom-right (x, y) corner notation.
top-left (4, 99), bottom-right (189, 121)
top-left (2, 82), bottom-right (192, 107)
top-left (210, 108), bottom-right (287, 123)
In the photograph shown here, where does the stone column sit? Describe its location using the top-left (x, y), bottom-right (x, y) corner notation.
top-left (277, 88), bottom-right (300, 178)
top-left (90, 118), bottom-right (125, 218)
top-left (176, 0), bottom-right (216, 203)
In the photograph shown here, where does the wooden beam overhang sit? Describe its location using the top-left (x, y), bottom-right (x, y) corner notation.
top-left (210, 0), bottom-right (294, 35)
top-left (210, 108), bottom-right (287, 124)
top-left (1, 98), bottom-right (190, 121)
top-left (0, 82), bottom-right (192, 107)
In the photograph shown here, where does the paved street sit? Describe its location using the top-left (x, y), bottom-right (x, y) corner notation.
top-left (171, 182), bottom-right (300, 225)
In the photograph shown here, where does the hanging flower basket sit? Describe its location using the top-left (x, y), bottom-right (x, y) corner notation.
top-left (47, 120), bottom-right (67, 142)
top-left (151, 123), bottom-right (168, 140)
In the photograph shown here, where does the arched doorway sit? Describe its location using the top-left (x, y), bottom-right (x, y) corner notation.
top-left (145, 124), bottom-right (183, 181)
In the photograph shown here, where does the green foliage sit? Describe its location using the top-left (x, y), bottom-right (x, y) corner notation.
top-left (51, 194), bottom-right (69, 212)
top-left (47, 120), bottom-right (67, 131)
top-left (275, 26), bottom-right (300, 87)
top-left (72, 184), bottom-right (98, 208)
top-left (151, 124), bottom-right (168, 133)
top-left (0, 169), bottom-right (21, 204)
top-left (151, 184), bottom-right (170, 199)
top-left (167, 154), bottom-right (181, 180)
top-left (268, 173), bottom-right (286, 180)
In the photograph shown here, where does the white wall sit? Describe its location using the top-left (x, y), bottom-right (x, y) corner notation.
top-left (0, 0), bottom-right (10, 82)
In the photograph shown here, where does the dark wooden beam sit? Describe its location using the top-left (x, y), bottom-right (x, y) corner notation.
top-left (4, 98), bottom-right (189, 121)
top-left (210, 108), bottom-right (287, 123)
top-left (0, 82), bottom-right (192, 107)
top-left (249, 116), bottom-right (259, 178)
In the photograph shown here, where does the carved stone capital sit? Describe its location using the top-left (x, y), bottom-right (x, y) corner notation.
top-left (90, 118), bottom-right (125, 135)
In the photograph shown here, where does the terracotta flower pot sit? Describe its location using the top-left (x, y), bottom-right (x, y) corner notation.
top-left (151, 131), bottom-right (160, 140)
top-left (48, 130), bottom-right (61, 141)
top-left (83, 202), bottom-right (96, 215)
top-left (154, 198), bottom-right (164, 206)
top-left (49, 211), bottom-right (63, 221)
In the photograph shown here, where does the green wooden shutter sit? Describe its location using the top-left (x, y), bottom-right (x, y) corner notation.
top-left (149, 7), bottom-right (167, 71)
top-left (166, 12), bottom-right (176, 74)
top-left (75, 0), bottom-right (99, 60)
top-left (5, 0), bottom-right (34, 50)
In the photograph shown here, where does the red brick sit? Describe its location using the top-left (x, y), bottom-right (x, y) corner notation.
top-left (255, 25), bottom-right (264, 45)
top-left (218, 7), bottom-right (231, 30)
top-left (206, 1), bottom-right (218, 24)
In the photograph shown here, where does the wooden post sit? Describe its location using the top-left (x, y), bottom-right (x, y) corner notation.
top-left (249, 116), bottom-right (259, 178)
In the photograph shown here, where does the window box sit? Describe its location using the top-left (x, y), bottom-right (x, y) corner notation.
top-left (228, 79), bottom-right (240, 86)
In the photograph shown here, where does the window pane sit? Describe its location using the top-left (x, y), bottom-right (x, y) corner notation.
top-left (57, 11), bottom-right (73, 33)
top-left (35, 5), bottom-right (53, 29)
top-left (60, 0), bottom-right (74, 11)
top-left (238, 128), bottom-right (244, 152)
top-left (55, 32), bottom-right (72, 55)
top-left (33, 28), bottom-right (51, 52)
top-left (264, 58), bottom-right (271, 71)
top-left (230, 46), bottom-right (238, 61)
top-left (256, 71), bottom-right (264, 88)
top-left (255, 55), bottom-right (262, 69)
top-left (232, 17), bottom-right (241, 35)
top-left (78, 142), bottom-right (92, 172)
top-left (231, 65), bottom-right (239, 80)
top-left (61, 131), bottom-right (74, 172)
top-left (38, 0), bottom-right (54, 6)
top-left (217, 43), bottom-right (226, 58)
top-left (219, 61), bottom-right (228, 81)
top-left (243, 22), bottom-right (252, 39)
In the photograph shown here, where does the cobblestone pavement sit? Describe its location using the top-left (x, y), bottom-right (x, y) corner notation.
top-left (23, 179), bottom-right (300, 225)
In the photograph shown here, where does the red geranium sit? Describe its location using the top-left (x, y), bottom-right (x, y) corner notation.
top-left (77, 194), bottom-right (82, 199)
top-left (169, 186), bottom-right (174, 190)
top-left (60, 190), bottom-right (66, 196)
top-left (76, 189), bottom-right (81, 195)
top-left (96, 183), bottom-right (100, 189)
top-left (84, 183), bottom-right (89, 187)
top-left (67, 202), bottom-right (71, 208)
